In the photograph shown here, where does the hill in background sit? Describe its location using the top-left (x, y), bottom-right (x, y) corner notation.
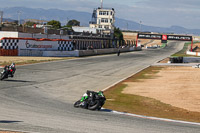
top-left (1, 7), bottom-right (200, 35)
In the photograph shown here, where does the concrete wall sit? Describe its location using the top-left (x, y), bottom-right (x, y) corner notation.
top-left (183, 57), bottom-right (200, 63)
top-left (43, 51), bottom-right (79, 57)
top-left (19, 47), bottom-right (142, 57)
top-left (186, 51), bottom-right (200, 56)
top-left (19, 49), bottom-right (79, 57)
top-left (19, 49), bottom-right (44, 56)
top-left (78, 46), bottom-right (141, 57)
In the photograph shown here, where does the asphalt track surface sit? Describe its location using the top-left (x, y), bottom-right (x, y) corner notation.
top-left (0, 42), bottom-right (200, 133)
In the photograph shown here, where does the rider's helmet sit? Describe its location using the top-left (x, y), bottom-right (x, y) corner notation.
top-left (10, 63), bottom-right (15, 67)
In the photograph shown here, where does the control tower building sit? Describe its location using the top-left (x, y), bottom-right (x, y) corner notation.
top-left (89, 0), bottom-right (115, 36)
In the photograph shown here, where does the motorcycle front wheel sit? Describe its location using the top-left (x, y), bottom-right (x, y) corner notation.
top-left (74, 101), bottom-right (81, 108)
top-left (74, 100), bottom-right (88, 109)
top-left (0, 73), bottom-right (7, 80)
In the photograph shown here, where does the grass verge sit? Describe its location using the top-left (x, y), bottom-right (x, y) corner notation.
top-left (0, 56), bottom-right (75, 66)
top-left (103, 66), bottom-right (200, 123)
top-left (0, 131), bottom-right (23, 133)
top-left (172, 41), bottom-right (199, 57)
top-left (160, 43), bottom-right (167, 48)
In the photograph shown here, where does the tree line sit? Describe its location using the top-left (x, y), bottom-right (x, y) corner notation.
top-left (25, 19), bottom-right (80, 29)
top-left (24, 19), bottom-right (123, 40)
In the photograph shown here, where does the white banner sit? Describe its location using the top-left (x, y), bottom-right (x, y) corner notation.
top-left (18, 40), bottom-right (59, 50)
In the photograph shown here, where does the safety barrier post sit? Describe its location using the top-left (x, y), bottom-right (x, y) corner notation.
top-left (136, 34), bottom-right (138, 47)
top-left (191, 38), bottom-right (193, 52)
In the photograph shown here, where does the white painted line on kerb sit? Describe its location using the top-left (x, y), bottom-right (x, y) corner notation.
top-left (110, 110), bottom-right (200, 126)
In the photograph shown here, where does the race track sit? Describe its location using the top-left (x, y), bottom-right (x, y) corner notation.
top-left (0, 41), bottom-right (199, 133)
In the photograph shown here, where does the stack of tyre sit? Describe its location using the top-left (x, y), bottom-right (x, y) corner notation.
top-left (170, 57), bottom-right (183, 63)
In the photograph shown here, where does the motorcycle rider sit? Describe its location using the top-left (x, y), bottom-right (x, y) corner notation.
top-left (117, 48), bottom-right (120, 56)
top-left (74, 90), bottom-right (106, 110)
top-left (81, 90), bottom-right (95, 102)
top-left (9, 63), bottom-right (16, 77)
top-left (3, 63), bottom-right (15, 78)
top-left (81, 90), bottom-right (104, 102)
top-left (3, 65), bottom-right (9, 78)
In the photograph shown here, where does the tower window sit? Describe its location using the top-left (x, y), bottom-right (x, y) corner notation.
top-left (101, 18), bottom-right (108, 23)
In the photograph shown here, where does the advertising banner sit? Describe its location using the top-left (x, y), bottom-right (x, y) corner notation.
top-left (162, 35), bottom-right (167, 40)
top-left (18, 40), bottom-right (58, 50)
top-left (167, 35), bottom-right (192, 41)
top-left (138, 34), bottom-right (162, 40)
top-left (138, 33), bottom-right (192, 41)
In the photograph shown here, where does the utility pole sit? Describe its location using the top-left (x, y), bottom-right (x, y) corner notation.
top-left (140, 21), bottom-right (142, 32)
top-left (0, 11), bottom-right (3, 27)
top-left (17, 11), bottom-right (22, 26)
top-left (101, 0), bottom-right (103, 9)
top-left (66, 17), bottom-right (69, 26)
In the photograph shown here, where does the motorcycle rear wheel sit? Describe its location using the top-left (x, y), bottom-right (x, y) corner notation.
top-left (88, 100), bottom-right (101, 110)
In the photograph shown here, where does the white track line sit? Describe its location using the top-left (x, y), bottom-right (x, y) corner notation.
top-left (110, 109), bottom-right (200, 126)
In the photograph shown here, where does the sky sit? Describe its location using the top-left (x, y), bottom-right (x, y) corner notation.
top-left (0, 0), bottom-right (199, 29)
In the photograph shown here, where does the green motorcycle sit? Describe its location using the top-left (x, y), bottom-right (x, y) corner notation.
top-left (74, 90), bottom-right (106, 110)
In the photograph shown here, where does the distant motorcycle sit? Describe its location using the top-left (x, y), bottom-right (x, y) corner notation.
top-left (0, 63), bottom-right (16, 80)
top-left (117, 49), bottom-right (120, 56)
top-left (74, 90), bottom-right (106, 110)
